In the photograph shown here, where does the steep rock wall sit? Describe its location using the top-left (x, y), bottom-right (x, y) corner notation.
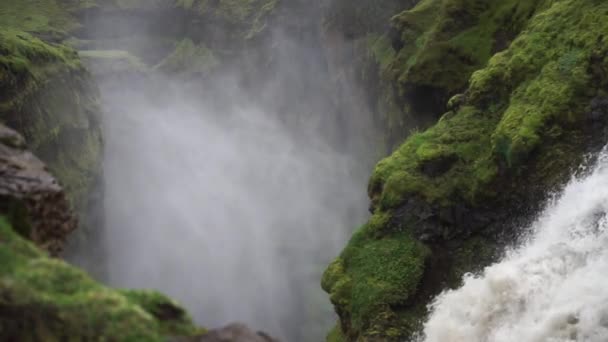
top-left (322, 0), bottom-right (608, 340)
top-left (0, 0), bottom-right (104, 264)
top-left (0, 123), bottom-right (203, 341)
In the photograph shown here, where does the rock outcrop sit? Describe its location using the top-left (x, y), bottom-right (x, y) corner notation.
top-left (4, 0), bottom-right (605, 341)
top-left (0, 124), bottom-right (75, 256)
top-left (0, 123), bottom-right (205, 341)
top-left (0, 24), bottom-right (104, 268)
top-left (322, 0), bottom-right (608, 340)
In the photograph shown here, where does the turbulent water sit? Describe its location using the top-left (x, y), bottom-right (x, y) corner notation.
top-left (421, 148), bottom-right (608, 342)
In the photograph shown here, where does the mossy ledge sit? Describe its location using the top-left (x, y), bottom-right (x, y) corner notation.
top-left (323, 0), bottom-right (608, 340)
top-left (0, 217), bottom-right (204, 340)
top-left (0, 28), bottom-right (103, 255)
top-left (0, 124), bottom-right (205, 340)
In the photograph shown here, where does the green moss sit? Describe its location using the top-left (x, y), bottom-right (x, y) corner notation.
top-left (155, 39), bottom-right (220, 76)
top-left (120, 290), bottom-right (206, 336)
top-left (80, 49), bottom-right (149, 77)
top-left (323, 0), bottom-right (413, 38)
top-left (172, 0), bottom-right (278, 40)
top-left (388, 0), bottom-right (545, 97)
top-left (0, 29), bottom-right (103, 252)
top-left (371, 105), bottom-right (497, 208)
top-left (326, 324), bottom-right (346, 342)
top-left (368, 34), bottom-right (396, 70)
top-left (0, 0), bottom-right (96, 38)
top-left (0, 217), bottom-right (203, 340)
top-left (325, 0), bottom-right (608, 339)
top-left (322, 225), bottom-right (430, 339)
top-left (369, 0), bottom-right (608, 209)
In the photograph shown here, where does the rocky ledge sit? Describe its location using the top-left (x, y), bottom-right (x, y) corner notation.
top-left (0, 124), bottom-right (75, 256)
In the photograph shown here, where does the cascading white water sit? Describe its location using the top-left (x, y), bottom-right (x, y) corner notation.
top-left (421, 148), bottom-right (608, 342)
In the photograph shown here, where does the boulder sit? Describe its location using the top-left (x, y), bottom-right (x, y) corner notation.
top-left (0, 124), bottom-right (76, 256)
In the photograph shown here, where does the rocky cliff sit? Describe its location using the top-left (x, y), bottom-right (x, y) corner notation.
top-left (322, 0), bottom-right (608, 340)
top-left (0, 123), bottom-right (204, 340)
top-left (0, 0), bottom-right (281, 340)
top-left (2, 0), bottom-right (607, 341)
top-left (0, 0), bottom-right (104, 270)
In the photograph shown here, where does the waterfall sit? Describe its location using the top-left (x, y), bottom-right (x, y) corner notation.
top-left (73, 3), bottom-right (381, 340)
top-left (99, 78), bottom-right (371, 340)
top-left (420, 148), bottom-right (608, 342)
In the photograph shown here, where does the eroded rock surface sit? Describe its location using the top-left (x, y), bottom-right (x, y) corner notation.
top-left (0, 124), bottom-right (76, 256)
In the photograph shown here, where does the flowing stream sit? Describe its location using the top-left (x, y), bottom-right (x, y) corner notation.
top-left (420, 148), bottom-right (608, 342)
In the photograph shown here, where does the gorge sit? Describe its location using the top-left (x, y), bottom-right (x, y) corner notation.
top-left (1, 0), bottom-right (608, 341)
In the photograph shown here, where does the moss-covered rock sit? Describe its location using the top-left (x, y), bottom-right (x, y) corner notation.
top-left (326, 324), bottom-right (346, 342)
top-left (0, 29), bottom-right (103, 255)
top-left (155, 39), bottom-right (219, 77)
top-left (0, 124), bottom-right (76, 256)
top-left (323, 0), bottom-right (418, 39)
top-left (0, 0), bottom-right (99, 40)
top-left (72, 0), bottom-right (279, 70)
top-left (322, 225), bottom-right (431, 340)
top-left (0, 216), bottom-right (204, 340)
top-left (388, 0), bottom-right (544, 102)
top-left (172, 0), bottom-right (279, 40)
top-left (0, 124), bottom-right (203, 340)
top-left (323, 0), bottom-right (608, 339)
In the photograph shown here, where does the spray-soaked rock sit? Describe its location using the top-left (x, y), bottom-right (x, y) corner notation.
top-left (0, 124), bottom-right (76, 256)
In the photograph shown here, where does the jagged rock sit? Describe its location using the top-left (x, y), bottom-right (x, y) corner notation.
top-left (0, 124), bottom-right (76, 256)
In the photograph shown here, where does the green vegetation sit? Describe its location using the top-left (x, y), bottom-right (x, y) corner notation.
top-left (0, 0), bottom-right (97, 38)
top-left (388, 0), bottom-right (545, 99)
top-left (194, 0), bottom-right (279, 40)
top-left (156, 39), bottom-right (219, 76)
top-left (326, 324), bottom-right (346, 342)
top-left (323, 0), bottom-right (414, 38)
top-left (0, 29), bottom-right (102, 218)
top-left (324, 0), bottom-right (608, 339)
top-left (0, 217), bottom-right (203, 340)
top-left (0, 30), bottom-right (82, 109)
top-left (322, 226), bottom-right (430, 339)
top-left (447, 236), bottom-right (496, 287)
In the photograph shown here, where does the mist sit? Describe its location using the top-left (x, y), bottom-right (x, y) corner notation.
top-left (74, 3), bottom-right (381, 340)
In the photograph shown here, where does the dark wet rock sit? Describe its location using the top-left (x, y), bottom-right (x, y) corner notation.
top-left (589, 96), bottom-right (608, 122)
top-left (390, 195), bottom-right (504, 243)
top-left (0, 124), bottom-right (76, 256)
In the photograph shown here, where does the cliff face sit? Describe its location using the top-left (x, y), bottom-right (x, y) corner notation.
top-left (0, 123), bottom-right (203, 341)
top-left (0, 1), bottom-right (206, 339)
top-left (0, 0), bottom-right (104, 266)
top-left (322, 0), bottom-right (608, 340)
top-left (2, 0), bottom-right (607, 340)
